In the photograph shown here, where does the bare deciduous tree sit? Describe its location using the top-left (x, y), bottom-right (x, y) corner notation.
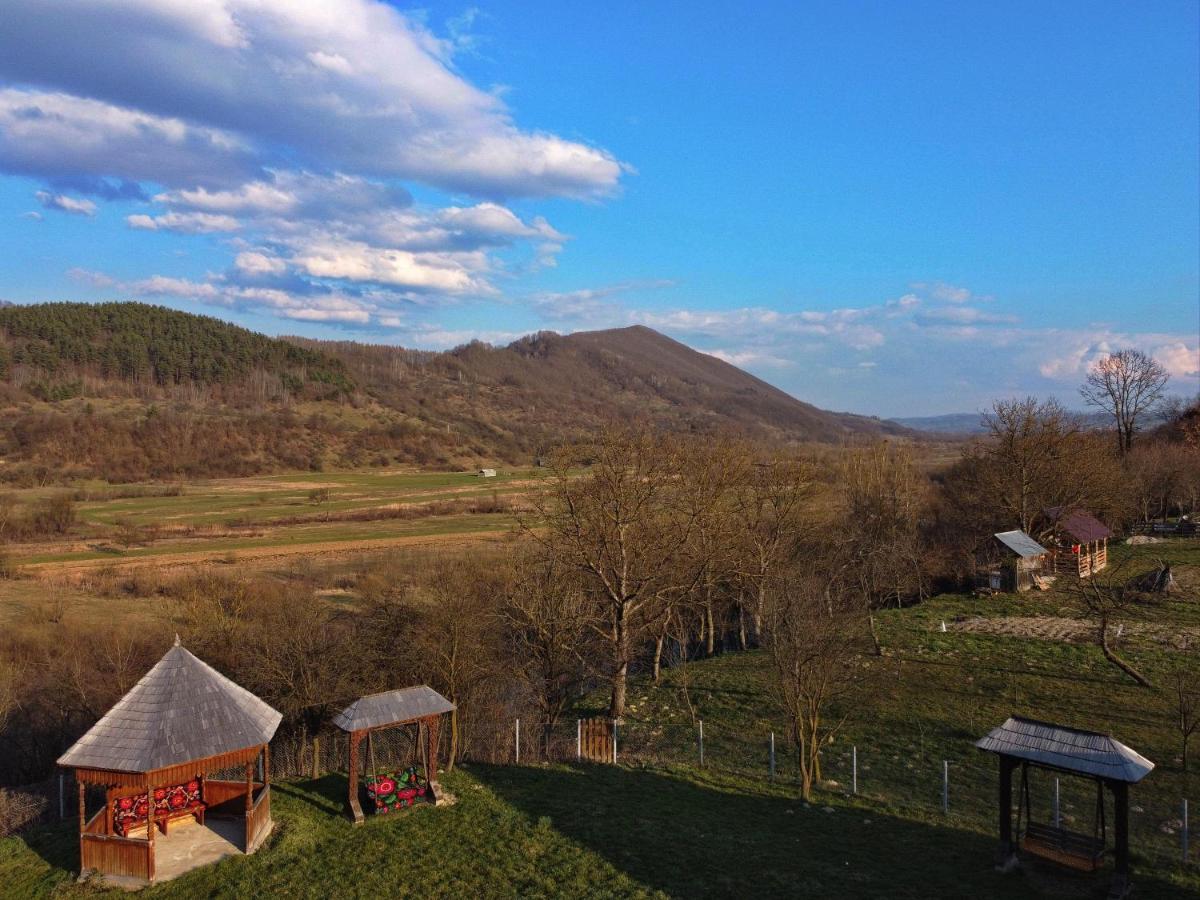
top-left (526, 429), bottom-right (697, 719)
top-left (1080, 349), bottom-right (1170, 455)
top-left (763, 571), bottom-right (866, 800)
top-left (1069, 567), bottom-right (1153, 688)
top-left (502, 550), bottom-right (596, 756)
top-left (1172, 662), bottom-right (1200, 775)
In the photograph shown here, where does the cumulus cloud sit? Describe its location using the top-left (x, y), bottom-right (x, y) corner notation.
top-left (127, 211), bottom-right (240, 233)
top-left (34, 189), bottom-right (96, 216)
top-left (0, 0), bottom-right (626, 198)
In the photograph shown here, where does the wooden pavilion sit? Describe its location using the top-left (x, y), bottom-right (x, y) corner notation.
top-left (333, 685), bottom-right (454, 824)
top-left (977, 716), bottom-right (1154, 899)
top-left (1044, 508), bottom-right (1112, 577)
top-left (58, 637), bottom-right (282, 885)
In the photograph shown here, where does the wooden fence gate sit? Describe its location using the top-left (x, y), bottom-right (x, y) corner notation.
top-left (580, 718), bottom-right (614, 763)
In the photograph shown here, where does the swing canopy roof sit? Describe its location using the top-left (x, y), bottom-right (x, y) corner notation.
top-left (332, 686), bottom-right (454, 733)
top-left (976, 717), bottom-right (1153, 784)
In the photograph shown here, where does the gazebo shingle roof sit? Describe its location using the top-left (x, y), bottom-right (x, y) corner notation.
top-left (58, 639), bottom-right (282, 774)
top-left (976, 716), bottom-right (1153, 783)
top-left (1045, 507), bottom-right (1113, 543)
top-left (332, 686), bottom-right (454, 733)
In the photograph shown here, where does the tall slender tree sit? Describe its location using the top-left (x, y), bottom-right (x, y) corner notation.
top-left (1080, 349), bottom-right (1170, 455)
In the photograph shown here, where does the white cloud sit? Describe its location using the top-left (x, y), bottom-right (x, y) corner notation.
top-left (0, 0), bottom-right (626, 198)
top-left (34, 189), bottom-right (96, 216)
top-left (127, 211), bottom-right (240, 233)
top-left (1153, 342), bottom-right (1200, 379)
top-left (234, 251), bottom-right (286, 276)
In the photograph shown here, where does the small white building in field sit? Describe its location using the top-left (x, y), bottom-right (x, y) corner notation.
top-left (477, 468), bottom-right (497, 478)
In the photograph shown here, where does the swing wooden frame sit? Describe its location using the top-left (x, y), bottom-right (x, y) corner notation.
top-left (332, 686), bottom-right (455, 824)
top-left (1015, 761), bottom-right (1107, 872)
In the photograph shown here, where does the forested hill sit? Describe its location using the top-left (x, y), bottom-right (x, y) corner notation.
top-left (0, 302), bottom-right (907, 483)
top-left (0, 302), bottom-right (351, 399)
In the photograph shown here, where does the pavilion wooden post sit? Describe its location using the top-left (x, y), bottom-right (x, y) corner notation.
top-left (1111, 781), bottom-right (1130, 898)
top-left (104, 788), bottom-right (113, 835)
top-left (426, 714), bottom-right (441, 786)
top-left (146, 783), bottom-right (156, 882)
top-left (347, 729), bottom-right (364, 824)
top-left (997, 756), bottom-right (1018, 869)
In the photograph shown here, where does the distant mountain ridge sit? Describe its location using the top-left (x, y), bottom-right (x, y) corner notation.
top-left (0, 302), bottom-right (911, 481)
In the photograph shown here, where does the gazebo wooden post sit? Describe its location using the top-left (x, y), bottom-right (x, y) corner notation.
top-left (146, 782), bottom-right (156, 882)
top-left (104, 788), bottom-right (113, 835)
top-left (245, 761), bottom-right (254, 813)
top-left (347, 729), bottom-right (364, 824)
top-left (77, 781), bottom-right (85, 834)
top-left (997, 755), bottom-right (1018, 868)
top-left (426, 714), bottom-right (441, 785)
top-left (263, 743), bottom-right (271, 787)
top-left (1111, 781), bottom-right (1130, 897)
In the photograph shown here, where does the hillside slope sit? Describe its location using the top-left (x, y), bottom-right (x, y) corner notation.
top-left (0, 303), bottom-right (907, 483)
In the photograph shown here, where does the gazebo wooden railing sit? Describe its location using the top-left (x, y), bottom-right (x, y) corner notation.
top-left (59, 638), bottom-right (282, 884)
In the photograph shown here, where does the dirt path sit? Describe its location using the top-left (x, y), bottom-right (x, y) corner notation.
top-left (20, 528), bottom-right (508, 577)
top-left (953, 615), bottom-right (1200, 651)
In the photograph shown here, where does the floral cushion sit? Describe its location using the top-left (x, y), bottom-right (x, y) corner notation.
top-left (113, 780), bottom-right (202, 835)
top-left (365, 767), bottom-right (426, 813)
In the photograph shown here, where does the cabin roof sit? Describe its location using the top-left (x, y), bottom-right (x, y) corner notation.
top-left (1045, 507), bottom-right (1113, 543)
top-left (332, 685), bottom-right (455, 733)
top-left (58, 640), bottom-right (282, 774)
top-left (994, 530), bottom-right (1048, 559)
top-left (976, 716), bottom-right (1153, 783)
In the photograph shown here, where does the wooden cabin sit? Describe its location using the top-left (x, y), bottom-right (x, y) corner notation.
top-left (1044, 508), bottom-right (1112, 577)
top-left (979, 530), bottom-right (1050, 592)
top-left (58, 637), bottom-right (281, 885)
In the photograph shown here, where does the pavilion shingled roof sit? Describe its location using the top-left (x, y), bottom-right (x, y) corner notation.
top-left (1045, 507), bottom-right (1113, 543)
top-left (976, 716), bottom-right (1153, 783)
top-left (332, 686), bottom-right (455, 733)
top-left (57, 639), bottom-right (282, 774)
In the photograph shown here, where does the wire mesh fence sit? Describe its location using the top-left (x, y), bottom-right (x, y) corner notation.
top-left (483, 716), bottom-right (1197, 872)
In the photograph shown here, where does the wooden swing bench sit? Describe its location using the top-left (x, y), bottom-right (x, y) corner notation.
top-left (1021, 821), bottom-right (1106, 872)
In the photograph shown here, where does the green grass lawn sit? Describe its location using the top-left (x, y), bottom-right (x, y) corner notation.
top-left (9, 764), bottom-right (1192, 899)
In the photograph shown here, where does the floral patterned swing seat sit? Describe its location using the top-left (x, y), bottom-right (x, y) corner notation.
top-left (365, 766), bottom-right (427, 813)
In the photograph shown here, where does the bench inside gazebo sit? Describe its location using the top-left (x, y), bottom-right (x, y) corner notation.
top-left (977, 716), bottom-right (1154, 900)
top-left (58, 637), bottom-right (282, 885)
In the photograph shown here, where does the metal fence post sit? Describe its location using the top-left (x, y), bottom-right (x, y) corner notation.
top-left (698, 720), bottom-right (705, 768)
top-left (1184, 798), bottom-right (1190, 865)
top-left (515, 718), bottom-right (520, 764)
top-left (612, 721), bottom-right (618, 764)
top-left (942, 760), bottom-right (949, 813)
top-left (1053, 778), bottom-right (1060, 829)
top-left (769, 732), bottom-right (776, 783)
top-left (576, 719), bottom-right (582, 761)
top-left (852, 746), bottom-right (858, 795)
top-left (58, 773), bottom-right (64, 821)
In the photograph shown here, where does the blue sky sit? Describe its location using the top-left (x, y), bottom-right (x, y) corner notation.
top-left (0, 1), bottom-right (1196, 416)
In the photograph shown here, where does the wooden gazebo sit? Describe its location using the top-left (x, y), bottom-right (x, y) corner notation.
top-left (977, 716), bottom-right (1154, 899)
top-left (1044, 508), bottom-right (1112, 577)
top-left (333, 686), bottom-right (454, 824)
top-left (58, 637), bottom-right (282, 884)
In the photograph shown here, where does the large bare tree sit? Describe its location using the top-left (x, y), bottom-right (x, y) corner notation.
top-left (977, 397), bottom-right (1117, 537)
top-left (1080, 349), bottom-right (1170, 455)
top-left (501, 550), bottom-right (596, 756)
top-left (526, 428), bottom-right (697, 719)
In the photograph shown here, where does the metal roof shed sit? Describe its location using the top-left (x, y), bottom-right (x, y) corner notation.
top-left (976, 716), bottom-right (1153, 898)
